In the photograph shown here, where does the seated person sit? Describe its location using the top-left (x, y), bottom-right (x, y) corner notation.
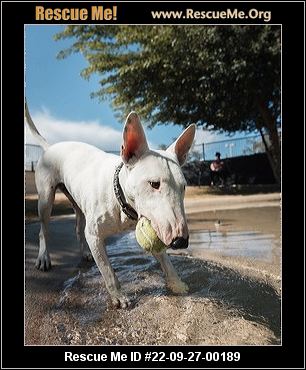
top-left (210, 152), bottom-right (227, 186)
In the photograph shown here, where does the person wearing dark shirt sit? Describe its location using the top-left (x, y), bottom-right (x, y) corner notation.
top-left (210, 152), bottom-right (227, 186)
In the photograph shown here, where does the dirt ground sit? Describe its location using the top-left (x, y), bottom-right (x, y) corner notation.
top-left (25, 181), bottom-right (281, 346)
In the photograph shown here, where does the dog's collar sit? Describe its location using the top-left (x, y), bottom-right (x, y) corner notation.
top-left (113, 162), bottom-right (138, 221)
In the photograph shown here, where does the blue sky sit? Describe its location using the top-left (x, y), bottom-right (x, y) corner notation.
top-left (25, 25), bottom-right (243, 153)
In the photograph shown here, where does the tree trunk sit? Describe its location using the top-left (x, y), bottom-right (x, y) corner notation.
top-left (258, 127), bottom-right (273, 166)
top-left (257, 99), bottom-right (281, 185)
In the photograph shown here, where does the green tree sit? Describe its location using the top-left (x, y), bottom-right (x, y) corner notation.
top-left (55, 25), bottom-right (281, 183)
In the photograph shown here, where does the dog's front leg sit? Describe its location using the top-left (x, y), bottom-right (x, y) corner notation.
top-left (153, 251), bottom-right (189, 294)
top-left (85, 227), bottom-right (130, 308)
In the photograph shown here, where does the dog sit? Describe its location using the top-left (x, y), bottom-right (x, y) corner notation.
top-left (25, 102), bottom-right (196, 308)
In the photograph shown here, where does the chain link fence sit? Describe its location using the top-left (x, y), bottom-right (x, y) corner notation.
top-left (25, 134), bottom-right (273, 171)
top-left (193, 135), bottom-right (266, 161)
top-left (25, 144), bottom-right (44, 171)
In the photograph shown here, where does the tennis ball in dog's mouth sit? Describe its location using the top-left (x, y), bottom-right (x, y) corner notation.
top-left (135, 217), bottom-right (167, 253)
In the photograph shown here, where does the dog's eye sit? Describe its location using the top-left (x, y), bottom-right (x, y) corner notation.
top-left (149, 181), bottom-right (160, 190)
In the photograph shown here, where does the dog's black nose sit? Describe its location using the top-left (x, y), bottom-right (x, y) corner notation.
top-left (170, 236), bottom-right (189, 249)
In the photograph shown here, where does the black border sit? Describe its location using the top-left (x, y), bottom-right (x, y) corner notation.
top-left (1, 1), bottom-right (305, 368)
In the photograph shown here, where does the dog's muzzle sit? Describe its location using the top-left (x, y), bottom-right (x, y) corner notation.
top-left (170, 236), bottom-right (189, 249)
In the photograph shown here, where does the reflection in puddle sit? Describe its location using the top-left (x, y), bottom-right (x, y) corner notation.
top-left (104, 225), bottom-right (280, 266)
top-left (52, 207), bottom-right (281, 345)
top-left (55, 225), bottom-right (281, 345)
top-left (189, 229), bottom-right (280, 263)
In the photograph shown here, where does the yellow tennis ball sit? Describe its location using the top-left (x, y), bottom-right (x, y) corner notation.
top-left (135, 217), bottom-right (167, 253)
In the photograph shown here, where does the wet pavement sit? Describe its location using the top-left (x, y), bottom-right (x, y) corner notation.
top-left (25, 205), bottom-right (281, 345)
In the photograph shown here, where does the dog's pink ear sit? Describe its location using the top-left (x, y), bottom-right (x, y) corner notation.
top-left (121, 112), bottom-right (149, 163)
top-left (167, 124), bottom-right (196, 166)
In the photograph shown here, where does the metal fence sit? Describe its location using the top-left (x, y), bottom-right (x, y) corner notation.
top-left (26, 135), bottom-right (269, 170)
top-left (193, 134), bottom-right (266, 161)
top-left (25, 144), bottom-right (44, 171)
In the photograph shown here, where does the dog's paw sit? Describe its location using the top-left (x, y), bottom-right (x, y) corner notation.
top-left (35, 253), bottom-right (51, 271)
top-left (111, 294), bottom-right (131, 309)
top-left (168, 279), bottom-right (189, 294)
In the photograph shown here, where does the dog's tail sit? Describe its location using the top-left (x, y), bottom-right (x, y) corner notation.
top-left (25, 100), bottom-right (49, 151)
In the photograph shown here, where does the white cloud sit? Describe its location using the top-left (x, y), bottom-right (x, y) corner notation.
top-left (25, 107), bottom-right (221, 155)
top-left (25, 108), bottom-right (124, 152)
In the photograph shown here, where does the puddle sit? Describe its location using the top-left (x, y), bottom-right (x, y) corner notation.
top-left (27, 206), bottom-right (281, 345)
top-left (104, 227), bottom-right (280, 267)
top-left (50, 226), bottom-right (281, 345)
top-left (104, 206), bottom-right (281, 266)
top-left (189, 229), bottom-right (280, 263)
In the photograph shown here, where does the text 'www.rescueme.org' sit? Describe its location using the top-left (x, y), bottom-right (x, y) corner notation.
top-left (151, 8), bottom-right (272, 22)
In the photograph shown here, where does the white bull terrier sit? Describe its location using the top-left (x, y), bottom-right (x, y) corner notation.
top-left (25, 103), bottom-right (196, 308)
